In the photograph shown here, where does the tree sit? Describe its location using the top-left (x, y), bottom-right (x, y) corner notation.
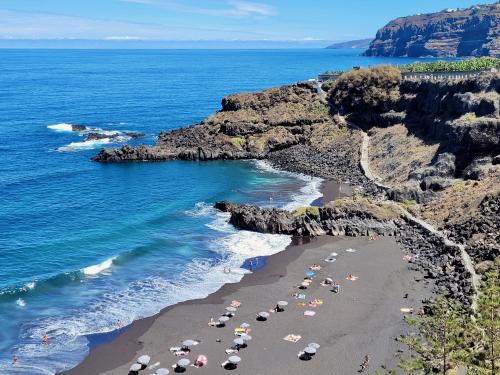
top-left (402, 297), bottom-right (473, 374)
top-left (475, 270), bottom-right (499, 374)
top-left (397, 330), bottom-right (424, 375)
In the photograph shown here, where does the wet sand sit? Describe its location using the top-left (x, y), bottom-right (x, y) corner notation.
top-left (61, 233), bottom-right (430, 375)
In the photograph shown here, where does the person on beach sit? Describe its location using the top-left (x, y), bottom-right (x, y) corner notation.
top-left (42, 334), bottom-right (49, 345)
top-left (359, 354), bottom-right (370, 372)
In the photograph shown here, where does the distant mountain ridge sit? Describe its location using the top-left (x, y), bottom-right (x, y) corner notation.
top-left (364, 2), bottom-right (500, 57)
top-left (326, 39), bottom-right (372, 49)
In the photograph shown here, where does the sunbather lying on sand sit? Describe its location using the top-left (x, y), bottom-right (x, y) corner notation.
top-left (346, 274), bottom-right (358, 281)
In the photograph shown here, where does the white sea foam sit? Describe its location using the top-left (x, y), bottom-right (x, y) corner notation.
top-left (253, 160), bottom-right (323, 211)
top-left (16, 298), bottom-right (26, 307)
top-left (184, 202), bottom-right (216, 217)
top-left (25, 282), bottom-right (36, 290)
top-left (47, 123), bottom-right (76, 132)
top-left (56, 138), bottom-right (112, 152)
top-left (81, 257), bottom-right (116, 276)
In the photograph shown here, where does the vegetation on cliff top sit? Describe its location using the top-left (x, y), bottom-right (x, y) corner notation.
top-left (328, 65), bottom-right (402, 114)
top-left (399, 57), bottom-right (500, 73)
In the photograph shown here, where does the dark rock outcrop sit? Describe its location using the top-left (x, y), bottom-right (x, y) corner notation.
top-left (71, 125), bottom-right (86, 131)
top-left (364, 3), bottom-right (500, 57)
top-left (446, 193), bottom-right (500, 263)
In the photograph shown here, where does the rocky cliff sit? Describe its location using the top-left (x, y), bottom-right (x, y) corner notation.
top-left (363, 3), bottom-right (500, 57)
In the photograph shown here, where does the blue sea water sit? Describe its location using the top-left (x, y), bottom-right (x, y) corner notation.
top-left (0, 49), bottom-right (429, 374)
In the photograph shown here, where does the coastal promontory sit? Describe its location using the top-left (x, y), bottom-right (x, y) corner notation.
top-left (363, 2), bottom-right (500, 57)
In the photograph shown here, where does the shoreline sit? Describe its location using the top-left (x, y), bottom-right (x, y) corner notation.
top-left (59, 179), bottom-right (431, 375)
top-left (60, 237), bottom-right (314, 375)
top-left (58, 179), bottom-right (333, 374)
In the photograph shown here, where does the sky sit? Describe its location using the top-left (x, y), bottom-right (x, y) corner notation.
top-left (0, 0), bottom-right (497, 46)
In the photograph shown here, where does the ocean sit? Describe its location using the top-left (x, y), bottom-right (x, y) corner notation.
top-left (0, 49), bottom-right (427, 374)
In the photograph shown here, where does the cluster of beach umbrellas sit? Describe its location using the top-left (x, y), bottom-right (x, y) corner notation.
top-left (126, 245), bottom-right (361, 374)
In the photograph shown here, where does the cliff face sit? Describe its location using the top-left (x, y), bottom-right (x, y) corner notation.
top-left (364, 3), bottom-right (500, 57)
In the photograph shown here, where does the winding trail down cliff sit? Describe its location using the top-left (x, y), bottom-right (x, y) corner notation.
top-left (348, 120), bottom-right (480, 309)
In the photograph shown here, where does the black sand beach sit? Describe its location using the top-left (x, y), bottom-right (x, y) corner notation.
top-left (61, 181), bottom-right (431, 375)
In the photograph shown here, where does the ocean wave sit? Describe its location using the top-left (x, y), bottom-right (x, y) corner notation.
top-left (56, 138), bottom-right (112, 152)
top-left (183, 202), bottom-right (216, 217)
top-left (217, 230), bottom-right (292, 257)
top-left (47, 123), bottom-right (76, 132)
top-left (81, 257), bottom-right (116, 276)
top-left (252, 160), bottom-right (323, 211)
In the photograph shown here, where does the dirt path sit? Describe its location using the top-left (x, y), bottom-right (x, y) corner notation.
top-left (347, 120), bottom-right (480, 309)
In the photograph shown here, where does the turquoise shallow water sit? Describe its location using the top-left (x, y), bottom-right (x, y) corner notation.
top-left (0, 49), bottom-right (429, 374)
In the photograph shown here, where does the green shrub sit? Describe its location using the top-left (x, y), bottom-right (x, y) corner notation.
top-left (400, 199), bottom-right (416, 209)
top-left (292, 206), bottom-right (320, 218)
top-left (452, 180), bottom-right (466, 192)
top-left (328, 65), bottom-right (402, 114)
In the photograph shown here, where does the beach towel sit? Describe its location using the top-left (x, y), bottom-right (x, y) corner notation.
top-left (225, 349), bottom-right (238, 354)
top-left (304, 310), bottom-right (316, 317)
top-left (400, 307), bottom-right (414, 314)
top-left (283, 334), bottom-right (302, 343)
top-left (230, 300), bottom-right (241, 308)
top-left (346, 275), bottom-right (358, 281)
top-left (345, 248), bottom-right (357, 253)
top-left (309, 265), bottom-right (321, 271)
top-left (169, 346), bottom-right (181, 353)
top-left (293, 293), bottom-right (306, 299)
top-left (296, 302), bottom-right (306, 307)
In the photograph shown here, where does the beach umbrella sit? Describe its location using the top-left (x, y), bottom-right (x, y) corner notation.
top-left (195, 355), bottom-right (207, 367)
top-left (330, 252), bottom-right (338, 256)
top-left (306, 271), bottom-right (315, 277)
top-left (130, 363), bottom-right (142, 372)
top-left (219, 316), bottom-right (230, 322)
top-left (278, 300), bottom-right (288, 307)
top-left (137, 354), bottom-right (151, 365)
top-left (304, 346), bottom-right (317, 355)
top-left (225, 306), bottom-right (237, 312)
top-left (156, 369), bottom-right (170, 375)
top-left (240, 334), bottom-right (252, 341)
top-left (308, 343), bottom-right (321, 349)
top-left (300, 282), bottom-right (309, 288)
top-left (228, 356), bottom-right (241, 364)
top-left (258, 311), bottom-right (270, 319)
top-left (240, 322), bottom-right (250, 328)
top-left (182, 339), bottom-right (196, 347)
top-left (233, 338), bottom-right (244, 346)
top-left (177, 358), bottom-right (190, 368)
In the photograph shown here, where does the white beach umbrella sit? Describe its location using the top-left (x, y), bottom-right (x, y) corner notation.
top-left (258, 311), bottom-right (270, 318)
top-left (228, 356), bottom-right (241, 364)
top-left (177, 358), bottom-right (190, 367)
top-left (225, 306), bottom-right (237, 312)
top-left (304, 346), bottom-right (317, 355)
top-left (240, 322), bottom-right (250, 328)
top-left (137, 354), bottom-right (151, 365)
top-left (182, 339), bottom-right (196, 347)
top-left (130, 363), bottom-right (142, 371)
top-left (308, 343), bottom-right (321, 349)
top-left (156, 369), bottom-right (170, 375)
top-left (233, 338), bottom-right (244, 346)
top-left (278, 300), bottom-right (288, 307)
top-left (219, 316), bottom-right (230, 322)
top-left (240, 333), bottom-right (252, 341)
